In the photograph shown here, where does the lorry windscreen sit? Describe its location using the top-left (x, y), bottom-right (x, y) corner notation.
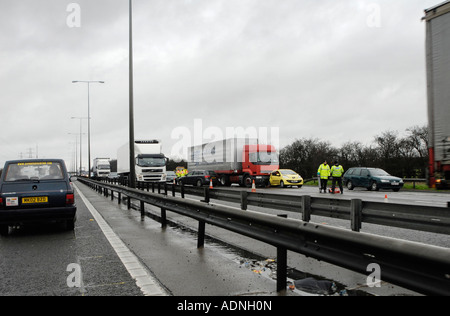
top-left (137, 155), bottom-right (166, 167)
top-left (249, 152), bottom-right (279, 165)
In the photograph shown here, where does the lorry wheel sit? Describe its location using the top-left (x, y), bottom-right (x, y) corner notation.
top-left (220, 175), bottom-right (231, 186)
top-left (243, 175), bottom-right (253, 188)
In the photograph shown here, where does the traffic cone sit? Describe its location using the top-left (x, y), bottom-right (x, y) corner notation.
top-left (251, 179), bottom-right (256, 193)
top-left (384, 194), bottom-right (388, 203)
top-left (209, 178), bottom-right (214, 189)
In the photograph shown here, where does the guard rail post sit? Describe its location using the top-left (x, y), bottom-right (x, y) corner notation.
top-left (197, 221), bottom-right (206, 248)
top-left (240, 191), bottom-right (248, 210)
top-left (350, 199), bottom-right (362, 232)
top-left (276, 214), bottom-right (288, 291)
top-left (140, 200), bottom-right (145, 217)
top-left (202, 188), bottom-right (210, 204)
top-left (301, 195), bottom-right (311, 222)
top-left (161, 208), bottom-right (167, 228)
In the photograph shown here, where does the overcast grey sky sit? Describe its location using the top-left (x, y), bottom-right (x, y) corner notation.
top-left (0, 0), bottom-right (440, 170)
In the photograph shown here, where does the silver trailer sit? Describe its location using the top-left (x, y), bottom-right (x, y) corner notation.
top-left (424, 1), bottom-right (450, 187)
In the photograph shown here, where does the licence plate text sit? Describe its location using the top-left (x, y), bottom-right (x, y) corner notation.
top-left (22, 197), bottom-right (48, 204)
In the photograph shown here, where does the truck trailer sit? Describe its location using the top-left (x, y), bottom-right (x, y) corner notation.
top-left (424, 1), bottom-right (450, 189)
top-left (92, 158), bottom-right (111, 179)
top-left (117, 140), bottom-right (167, 182)
top-left (188, 138), bottom-right (279, 187)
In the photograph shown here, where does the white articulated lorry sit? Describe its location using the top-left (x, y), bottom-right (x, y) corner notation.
top-left (92, 158), bottom-right (111, 179)
top-left (117, 140), bottom-right (167, 182)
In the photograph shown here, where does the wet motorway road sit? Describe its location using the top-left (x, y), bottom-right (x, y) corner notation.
top-left (0, 181), bottom-right (281, 296)
top-left (1, 180), bottom-right (449, 296)
top-left (0, 186), bottom-right (146, 296)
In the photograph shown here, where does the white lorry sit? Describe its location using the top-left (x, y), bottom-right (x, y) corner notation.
top-left (92, 158), bottom-right (111, 179)
top-left (117, 140), bottom-right (167, 182)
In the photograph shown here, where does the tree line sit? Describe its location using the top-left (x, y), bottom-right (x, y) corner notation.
top-left (279, 125), bottom-right (428, 180)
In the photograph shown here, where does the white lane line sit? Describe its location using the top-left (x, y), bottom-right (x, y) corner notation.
top-left (74, 183), bottom-right (167, 296)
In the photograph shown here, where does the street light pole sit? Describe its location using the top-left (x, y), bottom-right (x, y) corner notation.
top-left (129, 0), bottom-right (136, 188)
top-left (72, 80), bottom-right (104, 178)
top-left (71, 117), bottom-right (88, 175)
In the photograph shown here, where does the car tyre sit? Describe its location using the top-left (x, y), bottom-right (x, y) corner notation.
top-left (346, 181), bottom-right (354, 190)
top-left (196, 179), bottom-right (203, 187)
top-left (370, 181), bottom-right (379, 191)
top-left (243, 175), bottom-right (253, 188)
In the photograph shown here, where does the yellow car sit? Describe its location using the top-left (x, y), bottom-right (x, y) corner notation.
top-left (269, 169), bottom-right (303, 188)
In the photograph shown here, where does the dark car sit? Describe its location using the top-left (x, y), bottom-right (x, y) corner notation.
top-left (178, 170), bottom-right (218, 187)
top-left (0, 159), bottom-right (77, 235)
top-left (343, 167), bottom-right (404, 192)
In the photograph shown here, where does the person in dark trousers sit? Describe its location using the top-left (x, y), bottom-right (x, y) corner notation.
top-left (317, 160), bottom-right (331, 193)
top-left (330, 161), bottom-right (344, 194)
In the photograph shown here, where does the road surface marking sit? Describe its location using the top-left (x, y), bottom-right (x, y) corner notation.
top-left (74, 183), bottom-right (168, 296)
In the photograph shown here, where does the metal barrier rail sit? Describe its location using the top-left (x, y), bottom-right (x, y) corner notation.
top-left (111, 180), bottom-right (450, 235)
top-left (78, 178), bottom-right (450, 296)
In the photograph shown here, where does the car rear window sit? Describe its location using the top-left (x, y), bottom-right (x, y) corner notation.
top-left (4, 162), bottom-right (64, 182)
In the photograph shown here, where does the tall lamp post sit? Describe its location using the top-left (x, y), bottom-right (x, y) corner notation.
top-left (129, 0), bottom-right (136, 188)
top-left (70, 117), bottom-right (88, 175)
top-left (72, 80), bottom-right (104, 178)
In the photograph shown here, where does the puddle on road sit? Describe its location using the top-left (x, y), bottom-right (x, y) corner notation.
top-left (155, 217), bottom-right (371, 296)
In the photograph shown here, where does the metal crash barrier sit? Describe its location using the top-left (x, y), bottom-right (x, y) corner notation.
top-left (78, 178), bottom-right (450, 296)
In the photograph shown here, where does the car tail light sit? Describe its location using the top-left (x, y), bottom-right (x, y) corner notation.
top-left (66, 193), bottom-right (75, 205)
top-left (0, 197), bottom-right (3, 205)
top-left (205, 175), bottom-right (210, 179)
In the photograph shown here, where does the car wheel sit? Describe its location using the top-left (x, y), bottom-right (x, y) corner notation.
top-left (196, 179), bottom-right (203, 187)
top-left (371, 181), bottom-right (379, 191)
top-left (346, 181), bottom-right (354, 190)
top-left (280, 181), bottom-right (285, 188)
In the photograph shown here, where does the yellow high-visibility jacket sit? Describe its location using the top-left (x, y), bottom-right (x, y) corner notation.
top-left (330, 165), bottom-right (344, 177)
top-left (317, 163), bottom-right (331, 179)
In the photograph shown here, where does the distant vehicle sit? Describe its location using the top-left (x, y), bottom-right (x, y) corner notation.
top-left (178, 170), bottom-right (218, 187)
top-left (0, 159), bottom-right (77, 235)
top-left (269, 169), bottom-right (303, 188)
top-left (117, 140), bottom-right (168, 182)
top-left (188, 138), bottom-right (279, 187)
top-left (166, 171), bottom-right (177, 183)
top-left (343, 167), bottom-right (404, 192)
top-left (108, 172), bottom-right (118, 180)
top-left (92, 158), bottom-right (111, 179)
